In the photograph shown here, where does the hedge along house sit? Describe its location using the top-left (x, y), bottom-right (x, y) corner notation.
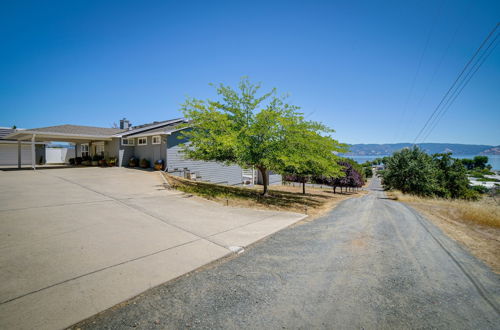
top-left (5, 118), bottom-right (245, 185)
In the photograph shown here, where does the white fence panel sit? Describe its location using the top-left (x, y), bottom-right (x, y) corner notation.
top-left (46, 147), bottom-right (72, 164)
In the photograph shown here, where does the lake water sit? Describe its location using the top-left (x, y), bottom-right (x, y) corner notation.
top-left (345, 155), bottom-right (500, 171)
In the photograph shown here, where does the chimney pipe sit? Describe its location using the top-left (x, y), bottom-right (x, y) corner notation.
top-left (119, 118), bottom-right (131, 129)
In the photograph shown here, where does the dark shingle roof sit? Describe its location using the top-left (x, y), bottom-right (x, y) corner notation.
top-left (120, 118), bottom-right (186, 137)
top-left (125, 123), bottom-right (186, 137)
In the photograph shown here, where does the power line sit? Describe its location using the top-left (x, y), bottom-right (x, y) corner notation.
top-left (412, 22), bottom-right (499, 144)
top-left (421, 33), bottom-right (499, 142)
top-left (393, 0), bottom-right (444, 142)
top-left (420, 27), bottom-right (499, 142)
top-left (405, 1), bottom-right (471, 133)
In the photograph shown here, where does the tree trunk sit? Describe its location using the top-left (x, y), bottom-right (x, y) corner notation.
top-left (333, 186), bottom-right (336, 194)
top-left (302, 181), bottom-right (306, 194)
top-left (257, 166), bottom-right (269, 196)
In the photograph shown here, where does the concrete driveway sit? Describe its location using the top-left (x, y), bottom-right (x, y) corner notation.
top-left (0, 167), bottom-right (305, 330)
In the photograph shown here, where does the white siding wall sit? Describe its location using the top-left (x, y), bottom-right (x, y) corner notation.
top-left (166, 132), bottom-right (243, 185)
top-left (0, 143), bottom-right (45, 165)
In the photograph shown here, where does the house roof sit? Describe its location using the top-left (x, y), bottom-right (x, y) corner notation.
top-left (25, 124), bottom-right (126, 136)
top-left (117, 118), bottom-right (186, 137)
top-left (3, 118), bottom-right (188, 141)
top-left (124, 120), bottom-right (188, 138)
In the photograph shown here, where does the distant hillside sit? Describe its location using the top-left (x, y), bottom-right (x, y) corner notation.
top-left (343, 143), bottom-right (500, 156)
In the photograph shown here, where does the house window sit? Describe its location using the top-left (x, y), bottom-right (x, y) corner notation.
top-left (121, 138), bottom-right (135, 146)
top-left (152, 135), bottom-right (161, 144)
top-left (137, 137), bottom-right (147, 146)
top-left (81, 144), bottom-right (89, 157)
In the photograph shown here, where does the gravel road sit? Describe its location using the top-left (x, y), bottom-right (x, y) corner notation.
top-left (78, 177), bottom-right (500, 329)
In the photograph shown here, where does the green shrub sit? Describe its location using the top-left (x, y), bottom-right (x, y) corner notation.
top-left (140, 158), bottom-right (150, 168)
top-left (471, 185), bottom-right (489, 194)
top-left (380, 148), bottom-right (473, 199)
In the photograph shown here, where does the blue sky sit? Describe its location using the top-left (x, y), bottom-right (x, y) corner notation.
top-left (0, 0), bottom-right (499, 145)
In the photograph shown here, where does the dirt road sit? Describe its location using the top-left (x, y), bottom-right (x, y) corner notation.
top-left (77, 177), bottom-right (500, 329)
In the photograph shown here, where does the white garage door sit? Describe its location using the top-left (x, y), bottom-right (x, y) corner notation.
top-left (0, 144), bottom-right (33, 165)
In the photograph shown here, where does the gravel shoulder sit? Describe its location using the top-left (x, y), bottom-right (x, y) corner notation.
top-left (74, 177), bottom-right (500, 330)
top-left (401, 199), bottom-right (500, 274)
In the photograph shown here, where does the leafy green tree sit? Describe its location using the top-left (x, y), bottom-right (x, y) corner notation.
top-left (473, 156), bottom-right (488, 170)
top-left (381, 149), bottom-right (480, 199)
top-left (180, 78), bottom-right (345, 195)
top-left (381, 147), bottom-right (437, 196)
top-left (460, 158), bottom-right (474, 170)
top-left (363, 166), bottom-right (373, 178)
top-left (432, 153), bottom-right (470, 198)
top-left (281, 125), bottom-right (345, 194)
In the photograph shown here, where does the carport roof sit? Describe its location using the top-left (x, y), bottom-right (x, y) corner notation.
top-left (4, 124), bottom-right (126, 141)
top-left (26, 124), bottom-right (125, 135)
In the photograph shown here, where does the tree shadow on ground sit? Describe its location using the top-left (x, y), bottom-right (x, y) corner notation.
top-left (166, 176), bottom-right (332, 209)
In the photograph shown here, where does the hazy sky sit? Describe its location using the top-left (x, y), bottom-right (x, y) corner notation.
top-left (1, 0), bottom-right (499, 145)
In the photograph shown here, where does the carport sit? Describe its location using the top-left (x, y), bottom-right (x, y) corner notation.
top-left (4, 125), bottom-right (124, 169)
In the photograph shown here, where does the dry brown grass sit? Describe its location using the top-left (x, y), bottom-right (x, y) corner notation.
top-left (388, 190), bottom-right (500, 273)
top-left (389, 191), bottom-right (500, 228)
top-left (162, 173), bottom-right (366, 219)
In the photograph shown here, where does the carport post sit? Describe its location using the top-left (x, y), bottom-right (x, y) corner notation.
top-left (17, 140), bottom-right (21, 169)
top-left (31, 134), bottom-right (36, 170)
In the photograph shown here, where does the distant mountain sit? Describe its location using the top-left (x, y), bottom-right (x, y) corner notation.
top-left (481, 146), bottom-right (500, 155)
top-left (343, 143), bottom-right (500, 156)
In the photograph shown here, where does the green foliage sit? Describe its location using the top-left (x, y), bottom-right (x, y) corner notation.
top-left (363, 166), bottom-right (373, 178)
top-left (432, 153), bottom-right (470, 199)
top-left (468, 168), bottom-right (495, 178)
top-left (381, 148), bottom-right (479, 199)
top-left (476, 177), bottom-right (500, 182)
top-left (460, 158), bottom-right (474, 170)
top-left (461, 156), bottom-right (490, 171)
top-left (140, 158), bottom-right (151, 168)
top-left (180, 78), bottom-right (346, 195)
top-left (470, 185), bottom-right (489, 194)
top-left (382, 147), bottom-right (437, 196)
top-left (473, 155), bottom-right (488, 169)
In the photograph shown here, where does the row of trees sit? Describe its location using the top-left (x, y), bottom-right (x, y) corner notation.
top-left (460, 155), bottom-right (490, 171)
top-left (180, 78), bottom-right (348, 195)
top-left (284, 159), bottom-right (366, 194)
top-left (380, 147), bottom-right (479, 199)
top-left (315, 160), bottom-right (365, 193)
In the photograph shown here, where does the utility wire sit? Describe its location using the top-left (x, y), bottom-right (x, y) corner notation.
top-left (421, 33), bottom-right (499, 142)
top-left (412, 22), bottom-right (499, 144)
top-left (423, 31), bottom-right (499, 138)
top-left (421, 28), bottom-right (499, 142)
top-left (406, 1), bottom-right (471, 131)
top-left (393, 0), bottom-right (444, 142)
